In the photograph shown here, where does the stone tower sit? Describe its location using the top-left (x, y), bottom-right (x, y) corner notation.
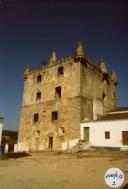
top-left (18, 42), bottom-right (117, 151)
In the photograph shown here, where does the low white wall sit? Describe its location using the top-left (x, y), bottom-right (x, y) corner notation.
top-left (17, 143), bottom-right (29, 152)
top-left (14, 144), bottom-right (18, 152)
top-left (81, 120), bottom-right (128, 148)
top-left (61, 138), bottom-right (79, 150)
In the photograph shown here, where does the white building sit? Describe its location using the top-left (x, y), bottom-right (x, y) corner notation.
top-left (0, 116), bottom-right (4, 145)
top-left (80, 108), bottom-right (128, 150)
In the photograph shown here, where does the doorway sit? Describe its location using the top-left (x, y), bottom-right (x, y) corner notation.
top-left (84, 127), bottom-right (89, 141)
top-left (48, 137), bottom-right (53, 150)
top-left (122, 131), bottom-right (128, 145)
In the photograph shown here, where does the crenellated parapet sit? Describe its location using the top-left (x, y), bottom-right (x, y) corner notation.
top-left (23, 64), bottom-right (30, 80)
top-left (58, 56), bottom-right (72, 63)
top-left (23, 43), bottom-right (117, 86)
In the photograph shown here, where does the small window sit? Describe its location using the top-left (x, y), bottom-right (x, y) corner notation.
top-left (33, 113), bottom-right (39, 123)
top-left (55, 86), bottom-right (61, 98)
top-left (37, 74), bottom-right (42, 83)
top-left (61, 127), bottom-right (65, 133)
top-left (58, 66), bottom-right (64, 76)
top-left (105, 131), bottom-right (110, 139)
top-left (59, 127), bottom-right (65, 135)
top-left (36, 92), bottom-right (41, 100)
top-left (34, 130), bottom-right (40, 138)
top-left (52, 111), bottom-right (58, 121)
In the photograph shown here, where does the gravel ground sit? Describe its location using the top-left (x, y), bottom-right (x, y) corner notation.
top-left (0, 150), bottom-right (128, 189)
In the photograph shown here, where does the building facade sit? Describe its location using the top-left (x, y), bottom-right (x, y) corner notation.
top-left (18, 42), bottom-right (117, 151)
top-left (80, 108), bottom-right (128, 149)
top-left (1, 130), bottom-right (18, 153)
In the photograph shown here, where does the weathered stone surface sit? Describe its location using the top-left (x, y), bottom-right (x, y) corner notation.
top-left (18, 43), bottom-right (117, 152)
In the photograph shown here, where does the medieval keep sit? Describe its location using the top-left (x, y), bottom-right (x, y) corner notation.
top-left (18, 42), bottom-right (117, 151)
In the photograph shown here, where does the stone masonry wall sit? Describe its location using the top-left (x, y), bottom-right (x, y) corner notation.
top-left (18, 58), bottom-right (81, 151)
top-left (80, 60), bottom-right (117, 118)
top-left (18, 49), bottom-right (117, 151)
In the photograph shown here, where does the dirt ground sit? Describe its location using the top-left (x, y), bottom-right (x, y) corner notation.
top-left (0, 150), bottom-right (128, 189)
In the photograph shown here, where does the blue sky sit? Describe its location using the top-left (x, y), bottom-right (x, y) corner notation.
top-left (0, 0), bottom-right (128, 131)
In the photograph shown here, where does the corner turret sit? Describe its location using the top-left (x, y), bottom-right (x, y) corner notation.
top-left (111, 70), bottom-right (118, 85)
top-left (74, 41), bottom-right (85, 58)
top-left (99, 58), bottom-right (107, 73)
top-left (23, 64), bottom-right (30, 80)
top-left (74, 41), bottom-right (86, 66)
top-left (50, 51), bottom-right (57, 65)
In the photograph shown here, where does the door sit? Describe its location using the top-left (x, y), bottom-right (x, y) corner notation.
top-left (48, 137), bottom-right (53, 150)
top-left (84, 127), bottom-right (89, 141)
top-left (122, 131), bottom-right (128, 145)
